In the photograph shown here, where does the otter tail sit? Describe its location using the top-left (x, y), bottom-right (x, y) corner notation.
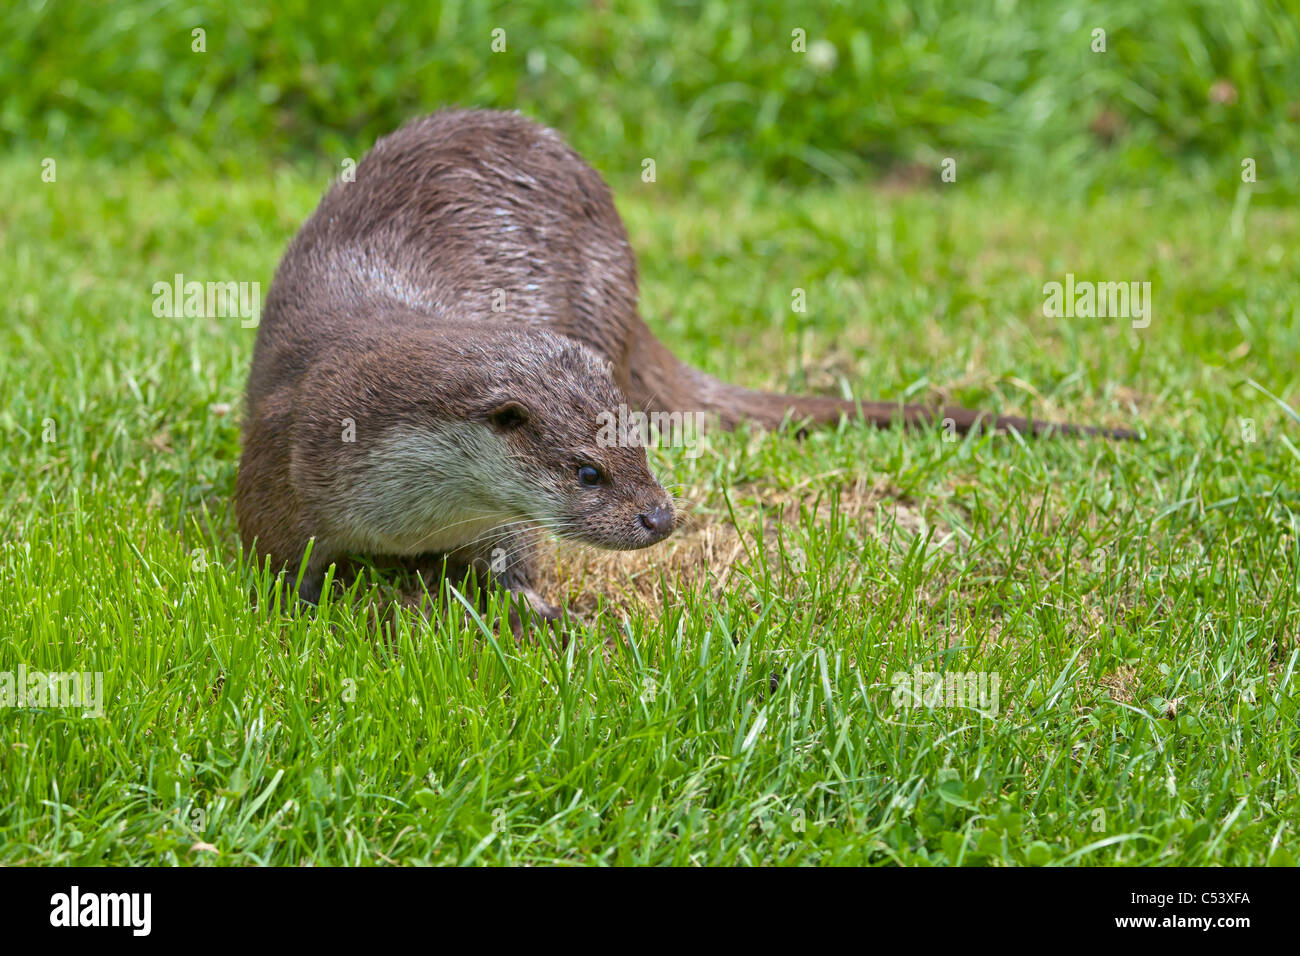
top-left (625, 323), bottom-right (1138, 440)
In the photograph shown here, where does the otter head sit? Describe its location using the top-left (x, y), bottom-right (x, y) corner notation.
top-left (470, 338), bottom-right (677, 551)
top-left (310, 329), bottom-right (677, 555)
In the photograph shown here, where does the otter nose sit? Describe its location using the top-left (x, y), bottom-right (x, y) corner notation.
top-left (638, 505), bottom-right (674, 537)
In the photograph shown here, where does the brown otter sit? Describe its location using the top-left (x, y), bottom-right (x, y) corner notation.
top-left (236, 108), bottom-right (1135, 619)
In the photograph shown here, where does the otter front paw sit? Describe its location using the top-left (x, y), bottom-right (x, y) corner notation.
top-left (507, 587), bottom-right (577, 647)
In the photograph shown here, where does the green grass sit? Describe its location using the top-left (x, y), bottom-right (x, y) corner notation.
top-left (6, 0), bottom-right (1299, 197)
top-left (2, 153), bottom-right (1298, 865)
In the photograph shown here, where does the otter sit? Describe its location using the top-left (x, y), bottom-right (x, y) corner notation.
top-left (236, 109), bottom-right (1135, 621)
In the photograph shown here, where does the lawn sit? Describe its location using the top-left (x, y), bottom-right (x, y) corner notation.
top-left (2, 149), bottom-right (1297, 865)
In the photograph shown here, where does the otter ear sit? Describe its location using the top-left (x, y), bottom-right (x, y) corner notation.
top-left (487, 400), bottom-right (531, 430)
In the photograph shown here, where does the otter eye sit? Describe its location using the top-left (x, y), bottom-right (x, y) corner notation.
top-left (578, 465), bottom-right (603, 487)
